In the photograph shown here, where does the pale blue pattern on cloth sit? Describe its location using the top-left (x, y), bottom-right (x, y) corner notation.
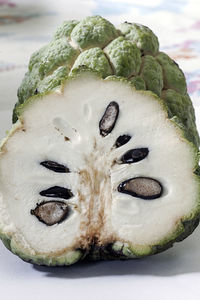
top-left (93, 0), bottom-right (188, 15)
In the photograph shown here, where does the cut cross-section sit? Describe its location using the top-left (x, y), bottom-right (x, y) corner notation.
top-left (0, 72), bottom-right (199, 266)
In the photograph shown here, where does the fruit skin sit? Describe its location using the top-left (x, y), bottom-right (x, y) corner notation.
top-left (72, 47), bottom-right (112, 78)
top-left (0, 232), bottom-right (84, 266)
top-left (14, 16), bottom-right (199, 148)
top-left (118, 22), bottom-right (159, 55)
top-left (3, 16), bottom-right (200, 265)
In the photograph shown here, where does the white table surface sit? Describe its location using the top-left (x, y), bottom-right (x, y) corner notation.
top-left (0, 224), bottom-right (200, 300)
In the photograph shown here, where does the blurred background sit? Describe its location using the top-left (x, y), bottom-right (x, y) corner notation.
top-left (0, 0), bottom-right (200, 133)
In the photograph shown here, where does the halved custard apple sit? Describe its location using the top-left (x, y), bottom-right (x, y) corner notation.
top-left (1, 15), bottom-right (200, 266)
top-left (0, 71), bottom-right (199, 266)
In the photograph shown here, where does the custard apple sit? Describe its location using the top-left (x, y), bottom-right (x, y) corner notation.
top-left (0, 16), bottom-right (199, 266)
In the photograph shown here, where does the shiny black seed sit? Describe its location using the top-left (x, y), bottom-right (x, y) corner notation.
top-left (31, 200), bottom-right (69, 226)
top-left (34, 89), bottom-right (38, 95)
top-left (99, 101), bottom-right (119, 137)
top-left (40, 160), bottom-right (69, 173)
top-left (118, 177), bottom-right (162, 200)
top-left (120, 148), bottom-right (149, 164)
top-left (40, 186), bottom-right (73, 199)
top-left (114, 134), bottom-right (131, 148)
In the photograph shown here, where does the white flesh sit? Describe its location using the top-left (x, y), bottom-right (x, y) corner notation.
top-left (0, 75), bottom-right (198, 254)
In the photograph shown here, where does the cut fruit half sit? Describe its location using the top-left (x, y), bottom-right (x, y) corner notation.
top-left (0, 72), bottom-right (199, 266)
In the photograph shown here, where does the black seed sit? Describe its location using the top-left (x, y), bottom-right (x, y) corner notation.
top-left (99, 101), bottom-right (119, 137)
top-left (40, 160), bottom-right (69, 173)
top-left (31, 200), bottom-right (69, 226)
top-left (34, 89), bottom-right (38, 95)
top-left (114, 134), bottom-right (131, 148)
top-left (40, 186), bottom-right (73, 199)
top-left (118, 177), bottom-right (162, 200)
top-left (120, 148), bottom-right (149, 164)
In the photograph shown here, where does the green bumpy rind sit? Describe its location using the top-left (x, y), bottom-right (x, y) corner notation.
top-left (129, 75), bottom-right (146, 90)
top-left (14, 16), bottom-right (198, 148)
top-left (54, 20), bottom-right (79, 39)
top-left (14, 15), bottom-right (199, 149)
top-left (140, 55), bottom-right (163, 96)
top-left (71, 15), bottom-right (119, 50)
top-left (118, 22), bottom-right (159, 55)
top-left (71, 47), bottom-right (113, 78)
top-left (38, 66), bottom-right (68, 93)
top-left (104, 36), bottom-right (141, 77)
top-left (156, 52), bottom-right (187, 94)
top-left (162, 89), bottom-right (200, 147)
top-left (38, 38), bottom-right (79, 78)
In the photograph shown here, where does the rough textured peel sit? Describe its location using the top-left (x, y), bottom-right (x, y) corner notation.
top-left (14, 16), bottom-right (199, 148)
